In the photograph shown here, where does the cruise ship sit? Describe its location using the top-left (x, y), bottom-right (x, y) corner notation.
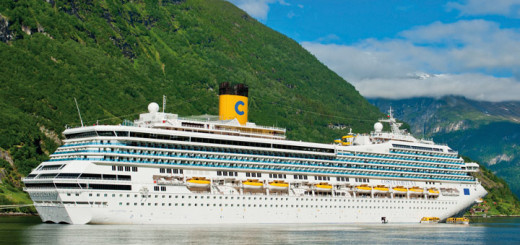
top-left (23, 83), bottom-right (486, 224)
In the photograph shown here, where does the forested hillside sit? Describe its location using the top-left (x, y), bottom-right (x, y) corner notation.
top-left (0, 0), bottom-right (382, 210)
top-left (464, 157), bottom-right (520, 216)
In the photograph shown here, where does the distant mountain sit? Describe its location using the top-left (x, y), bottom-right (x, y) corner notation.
top-left (370, 96), bottom-right (520, 198)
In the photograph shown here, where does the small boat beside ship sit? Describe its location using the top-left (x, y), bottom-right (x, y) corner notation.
top-left (420, 217), bottom-right (440, 223)
top-left (446, 217), bottom-right (470, 225)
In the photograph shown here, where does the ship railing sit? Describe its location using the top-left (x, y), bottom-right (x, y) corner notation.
top-left (350, 153), bottom-right (461, 165)
top-left (47, 157), bottom-right (476, 183)
top-left (61, 142), bottom-right (126, 148)
top-left (176, 116), bottom-right (286, 132)
top-left (390, 150), bottom-right (460, 159)
top-left (56, 148), bottom-right (464, 173)
top-left (357, 152), bottom-right (460, 161)
top-left (52, 149), bottom-right (471, 178)
top-left (61, 142), bottom-right (334, 161)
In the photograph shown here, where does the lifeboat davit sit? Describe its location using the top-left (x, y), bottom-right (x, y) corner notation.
top-left (409, 186), bottom-right (424, 193)
top-left (355, 184), bottom-right (372, 193)
top-left (428, 188), bottom-right (439, 196)
top-left (373, 185), bottom-right (389, 193)
top-left (243, 179), bottom-right (263, 189)
top-left (186, 177), bottom-right (210, 188)
top-left (268, 180), bottom-right (289, 190)
top-left (315, 182), bottom-right (333, 192)
top-left (392, 186), bottom-right (408, 194)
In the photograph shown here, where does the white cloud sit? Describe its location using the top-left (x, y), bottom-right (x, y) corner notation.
top-left (287, 10), bottom-right (295, 19)
top-left (279, 0), bottom-right (290, 6)
top-left (353, 74), bottom-right (520, 102)
top-left (397, 20), bottom-right (520, 73)
top-left (302, 20), bottom-right (520, 102)
top-left (315, 34), bottom-right (341, 43)
top-left (228, 0), bottom-right (292, 20)
top-left (228, 0), bottom-right (276, 20)
top-left (446, 0), bottom-right (520, 18)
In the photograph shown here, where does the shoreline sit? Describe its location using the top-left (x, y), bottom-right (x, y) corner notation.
top-left (468, 215), bottom-right (520, 217)
top-left (1, 213), bottom-right (520, 218)
top-left (0, 212), bottom-right (38, 216)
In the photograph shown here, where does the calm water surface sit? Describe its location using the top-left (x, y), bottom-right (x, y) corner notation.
top-left (1, 216), bottom-right (519, 244)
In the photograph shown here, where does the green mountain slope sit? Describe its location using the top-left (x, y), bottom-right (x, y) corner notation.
top-left (464, 157), bottom-right (520, 216)
top-left (0, 0), bottom-right (383, 208)
top-left (370, 96), bottom-right (520, 198)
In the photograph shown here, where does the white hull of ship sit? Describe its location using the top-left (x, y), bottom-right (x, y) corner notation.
top-left (29, 185), bottom-right (486, 225)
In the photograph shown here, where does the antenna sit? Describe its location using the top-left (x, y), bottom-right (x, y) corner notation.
top-left (162, 95), bottom-right (166, 113)
top-left (74, 97), bottom-right (84, 127)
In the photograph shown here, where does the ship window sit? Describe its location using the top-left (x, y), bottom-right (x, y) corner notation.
top-left (98, 131), bottom-right (115, 137)
top-left (103, 174), bottom-right (117, 180)
top-left (65, 131), bottom-right (97, 139)
top-left (40, 164), bottom-right (64, 171)
top-left (80, 173), bottom-right (102, 179)
top-left (88, 184), bottom-right (131, 191)
top-left (56, 183), bottom-right (79, 189)
top-left (116, 131), bottom-right (129, 137)
top-left (37, 173), bottom-right (58, 179)
top-left (56, 173), bottom-right (81, 179)
top-left (118, 175), bottom-right (131, 181)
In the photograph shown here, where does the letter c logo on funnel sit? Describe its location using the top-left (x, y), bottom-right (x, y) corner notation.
top-left (235, 101), bottom-right (245, 115)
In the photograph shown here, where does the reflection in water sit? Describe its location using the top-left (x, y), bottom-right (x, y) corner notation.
top-left (0, 216), bottom-right (518, 245)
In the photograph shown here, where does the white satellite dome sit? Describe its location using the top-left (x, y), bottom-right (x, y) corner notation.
top-left (148, 102), bottom-right (160, 113)
top-left (374, 122), bottom-right (383, 132)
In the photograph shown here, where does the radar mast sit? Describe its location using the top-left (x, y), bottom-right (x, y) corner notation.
top-left (379, 107), bottom-right (404, 135)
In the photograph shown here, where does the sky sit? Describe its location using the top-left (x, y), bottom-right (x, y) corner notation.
top-left (228, 0), bottom-right (520, 102)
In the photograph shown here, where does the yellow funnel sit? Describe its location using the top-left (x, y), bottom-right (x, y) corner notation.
top-left (219, 83), bottom-right (248, 125)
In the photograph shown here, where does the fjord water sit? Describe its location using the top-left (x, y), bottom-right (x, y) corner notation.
top-left (1, 216), bottom-right (519, 245)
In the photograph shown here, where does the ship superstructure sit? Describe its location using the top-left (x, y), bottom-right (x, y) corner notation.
top-left (23, 84), bottom-right (486, 224)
